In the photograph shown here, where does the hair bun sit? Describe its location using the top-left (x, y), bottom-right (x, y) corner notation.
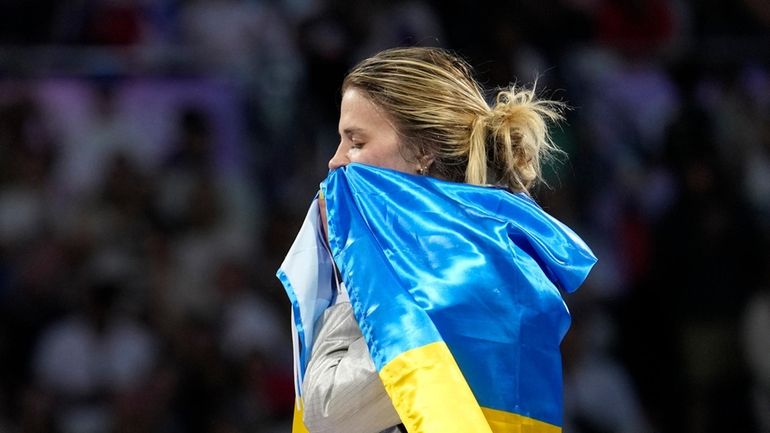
top-left (483, 85), bottom-right (565, 190)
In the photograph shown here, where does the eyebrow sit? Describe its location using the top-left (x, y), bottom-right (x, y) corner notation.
top-left (342, 127), bottom-right (366, 136)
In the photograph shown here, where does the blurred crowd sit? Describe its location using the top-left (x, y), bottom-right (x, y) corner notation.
top-left (0, 1), bottom-right (769, 432)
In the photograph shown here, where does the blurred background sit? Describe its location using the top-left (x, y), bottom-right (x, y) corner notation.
top-left (0, 0), bottom-right (769, 432)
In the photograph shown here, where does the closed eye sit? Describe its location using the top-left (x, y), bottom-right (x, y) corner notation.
top-left (342, 128), bottom-right (367, 147)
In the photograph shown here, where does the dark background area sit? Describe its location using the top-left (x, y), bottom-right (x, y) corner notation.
top-left (0, 1), bottom-right (769, 432)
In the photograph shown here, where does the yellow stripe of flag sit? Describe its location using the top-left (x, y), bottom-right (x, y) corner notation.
top-left (379, 341), bottom-right (492, 433)
top-left (379, 341), bottom-right (563, 433)
top-left (292, 401), bottom-right (310, 433)
top-left (481, 407), bottom-right (561, 433)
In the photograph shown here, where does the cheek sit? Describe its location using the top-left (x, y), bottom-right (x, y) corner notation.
top-left (382, 152), bottom-right (411, 171)
top-left (370, 147), bottom-right (411, 172)
top-left (348, 146), bottom-right (383, 166)
top-left (380, 142), bottom-right (412, 171)
top-left (347, 139), bottom-right (411, 172)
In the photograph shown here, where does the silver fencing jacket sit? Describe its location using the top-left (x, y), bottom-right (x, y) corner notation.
top-left (302, 300), bottom-right (403, 433)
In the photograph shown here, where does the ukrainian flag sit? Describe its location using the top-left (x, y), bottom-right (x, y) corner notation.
top-left (279, 163), bottom-right (596, 433)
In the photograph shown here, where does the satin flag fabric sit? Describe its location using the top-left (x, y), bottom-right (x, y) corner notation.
top-left (280, 163), bottom-right (596, 433)
top-left (277, 198), bottom-right (334, 398)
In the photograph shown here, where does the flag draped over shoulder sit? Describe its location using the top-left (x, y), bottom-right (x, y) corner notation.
top-left (279, 163), bottom-right (597, 433)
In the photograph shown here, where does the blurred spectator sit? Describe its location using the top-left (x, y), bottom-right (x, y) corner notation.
top-left (165, 175), bottom-right (232, 320)
top-left (742, 263), bottom-right (770, 433)
top-left (155, 106), bottom-right (217, 232)
top-left (51, 81), bottom-right (144, 203)
top-left (180, 0), bottom-right (303, 136)
top-left (154, 105), bottom-right (260, 322)
top-left (167, 314), bottom-right (228, 433)
top-left (0, 87), bottom-right (57, 248)
top-left (564, 302), bottom-right (651, 433)
top-left (353, 0), bottom-right (445, 58)
top-left (215, 259), bottom-right (294, 431)
top-left (32, 281), bottom-right (158, 433)
top-left (710, 65), bottom-right (770, 230)
top-left (216, 259), bottom-right (286, 363)
top-left (651, 148), bottom-right (761, 433)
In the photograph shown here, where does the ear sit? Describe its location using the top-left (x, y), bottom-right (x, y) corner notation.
top-left (418, 153), bottom-right (435, 171)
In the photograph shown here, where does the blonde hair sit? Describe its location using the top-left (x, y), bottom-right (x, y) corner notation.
top-left (343, 47), bottom-right (565, 192)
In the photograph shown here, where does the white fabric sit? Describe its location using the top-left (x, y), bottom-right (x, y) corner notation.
top-left (278, 198), bottom-right (334, 395)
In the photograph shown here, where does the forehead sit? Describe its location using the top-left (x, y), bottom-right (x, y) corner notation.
top-left (339, 88), bottom-right (396, 133)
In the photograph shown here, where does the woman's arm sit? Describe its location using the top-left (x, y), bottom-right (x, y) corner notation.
top-left (302, 302), bottom-right (402, 433)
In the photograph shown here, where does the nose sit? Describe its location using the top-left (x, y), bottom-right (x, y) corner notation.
top-left (328, 144), bottom-right (348, 170)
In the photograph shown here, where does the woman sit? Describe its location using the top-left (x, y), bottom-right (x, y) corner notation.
top-left (280, 47), bottom-right (596, 433)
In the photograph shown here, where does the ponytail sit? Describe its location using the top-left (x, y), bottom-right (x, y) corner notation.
top-left (466, 115), bottom-right (488, 185)
top-left (465, 84), bottom-right (565, 191)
